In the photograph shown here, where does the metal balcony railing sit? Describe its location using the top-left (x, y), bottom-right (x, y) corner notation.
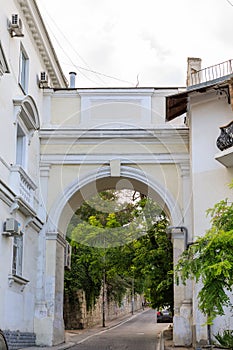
top-left (190, 59), bottom-right (233, 86)
top-left (216, 120), bottom-right (233, 151)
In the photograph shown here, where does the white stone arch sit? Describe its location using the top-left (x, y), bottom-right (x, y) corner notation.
top-left (48, 165), bottom-right (183, 235)
top-left (13, 94), bottom-right (40, 130)
top-left (41, 167), bottom-right (190, 347)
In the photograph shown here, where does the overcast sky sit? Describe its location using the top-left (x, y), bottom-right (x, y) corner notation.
top-left (37, 0), bottom-right (233, 88)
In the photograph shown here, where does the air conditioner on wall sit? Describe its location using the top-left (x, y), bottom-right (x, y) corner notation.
top-left (38, 72), bottom-right (49, 88)
top-left (7, 14), bottom-right (24, 37)
top-left (3, 218), bottom-right (21, 237)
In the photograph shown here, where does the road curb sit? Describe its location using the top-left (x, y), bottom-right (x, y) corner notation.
top-left (19, 310), bottom-right (148, 349)
top-left (156, 327), bottom-right (165, 350)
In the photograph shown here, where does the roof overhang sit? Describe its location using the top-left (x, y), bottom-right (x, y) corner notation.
top-left (166, 79), bottom-right (233, 122)
top-left (166, 91), bottom-right (188, 122)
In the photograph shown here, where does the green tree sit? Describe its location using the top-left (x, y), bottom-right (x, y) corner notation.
top-left (175, 183), bottom-right (233, 324)
top-left (65, 191), bottom-right (173, 313)
top-left (64, 242), bottom-right (103, 310)
top-left (130, 205), bottom-right (173, 310)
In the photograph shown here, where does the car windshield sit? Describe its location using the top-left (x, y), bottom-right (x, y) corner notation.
top-left (163, 310), bottom-right (169, 314)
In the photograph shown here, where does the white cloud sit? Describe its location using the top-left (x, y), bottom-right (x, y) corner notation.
top-left (37, 0), bottom-right (233, 87)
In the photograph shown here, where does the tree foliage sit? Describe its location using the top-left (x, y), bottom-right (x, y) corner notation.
top-left (175, 184), bottom-right (233, 324)
top-left (64, 190), bottom-right (173, 312)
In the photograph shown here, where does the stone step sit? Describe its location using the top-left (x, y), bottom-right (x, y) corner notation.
top-left (3, 330), bottom-right (36, 350)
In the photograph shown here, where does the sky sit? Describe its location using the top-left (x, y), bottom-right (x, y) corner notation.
top-left (37, 0), bottom-right (233, 88)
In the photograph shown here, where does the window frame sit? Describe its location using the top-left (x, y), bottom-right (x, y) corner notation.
top-left (12, 235), bottom-right (23, 277)
top-left (16, 123), bottom-right (27, 168)
top-left (19, 44), bottom-right (29, 93)
top-left (0, 41), bottom-right (9, 76)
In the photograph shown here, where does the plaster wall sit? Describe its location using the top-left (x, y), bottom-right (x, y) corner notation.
top-left (44, 159), bottom-right (184, 222)
top-left (50, 95), bottom-right (81, 126)
top-left (38, 83), bottom-right (191, 345)
top-left (0, 0), bottom-right (65, 345)
top-left (0, 1), bottom-right (47, 186)
top-left (189, 92), bottom-right (233, 344)
top-left (49, 88), bottom-right (186, 129)
top-left (190, 93), bottom-right (233, 237)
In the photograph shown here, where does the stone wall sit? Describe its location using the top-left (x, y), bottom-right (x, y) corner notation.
top-left (64, 289), bottom-right (144, 330)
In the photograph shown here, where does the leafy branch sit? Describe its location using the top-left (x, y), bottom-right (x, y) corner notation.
top-left (175, 182), bottom-right (233, 324)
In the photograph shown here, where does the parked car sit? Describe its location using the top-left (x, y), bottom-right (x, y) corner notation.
top-left (157, 309), bottom-right (173, 323)
top-left (0, 330), bottom-right (8, 349)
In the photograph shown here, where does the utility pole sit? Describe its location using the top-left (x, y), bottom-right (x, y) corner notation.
top-left (102, 238), bottom-right (106, 328)
top-left (131, 275), bottom-right (134, 315)
top-left (131, 266), bottom-right (135, 315)
top-left (102, 267), bottom-right (106, 327)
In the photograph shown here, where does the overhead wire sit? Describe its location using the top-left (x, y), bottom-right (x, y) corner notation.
top-left (226, 0), bottom-right (233, 6)
top-left (45, 22), bottom-right (106, 86)
top-left (38, 0), bottom-right (135, 87)
top-left (38, 0), bottom-right (105, 85)
top-left (63, 62), bottom-right (136, 86)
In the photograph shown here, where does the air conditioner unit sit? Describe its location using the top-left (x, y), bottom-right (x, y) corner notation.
top-left (8, 14), bottom-right (24, 37)
top-left (38, 72), bottom-right (49, 88)
top-left (64, 241), bottom-right (72, 270)
top-left (3, 218), bottom-right (21, 236)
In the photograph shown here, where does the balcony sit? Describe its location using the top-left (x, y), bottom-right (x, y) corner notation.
top-left (189, 59), bottom-right (233, 88)
top-left (215, 121), bottom-right (233, 167)
top-left (10, 166), bottom-right (37, 215)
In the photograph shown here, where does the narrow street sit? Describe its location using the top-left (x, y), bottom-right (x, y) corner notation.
top-left (70, 309), bottom-right (168, 350)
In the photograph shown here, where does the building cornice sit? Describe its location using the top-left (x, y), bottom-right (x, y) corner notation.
top-left (17, 0), bottom-right (68, 88)
top-left (40, 153), bottom-right (189, 165)
top-left (39, 127), bottom-right (189, 142)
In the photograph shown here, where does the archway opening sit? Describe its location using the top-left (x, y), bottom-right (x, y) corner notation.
top-left (62, 185), bottom-right (174, 330)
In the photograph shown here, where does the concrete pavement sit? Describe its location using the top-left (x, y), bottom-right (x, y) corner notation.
top-left (19, 310), bottom-right (168, 350)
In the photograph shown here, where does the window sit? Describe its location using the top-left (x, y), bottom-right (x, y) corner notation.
top-left (0, 41), bottom-right (9, 76)
top-left (19, 45), bottom-right (28, 92)
top-left (16, 124), bottom-right (26, 167)
top-left (12, 235), bottom-right (23, 277)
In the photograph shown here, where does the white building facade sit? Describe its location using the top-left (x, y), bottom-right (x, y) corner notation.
top-left (0, 0), bottom-right (67, 347)
top-left (166, 58), bottom-right (233, 345)
top-left (1, 1), bottom-right (233, 349)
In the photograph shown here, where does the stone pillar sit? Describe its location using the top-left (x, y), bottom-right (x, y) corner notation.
top-left (171, 162), bottom-right (193, 346)
top-left (34, 165), bottom-right (51, 344)
top-left (34, 231), bottom-right (66, 346)
top-left (172, 227), bottom-right (193, 346)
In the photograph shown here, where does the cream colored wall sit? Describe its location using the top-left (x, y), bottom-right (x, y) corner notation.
top-left (39, 87), bottom-right (191, 346)
top-left (51, 95), bottom-right (81, 125)
top-left (45, 163), bottom-right (183, 216)
top-left (49, 88), bottom-right (186, 128)
top-left (41, 141), bottom-right (187, 156)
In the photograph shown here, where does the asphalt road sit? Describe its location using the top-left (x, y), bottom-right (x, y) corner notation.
top-left (70, 308), bottom-right (161, 350)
